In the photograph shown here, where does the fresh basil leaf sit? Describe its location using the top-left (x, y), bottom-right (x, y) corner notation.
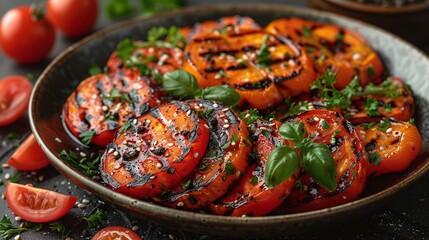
top-left (200, 85), bottom-right (241, 107)
top-left (162, 70), bottom-right (200, 98)
top-left (279, 121), bottom-right (305, 142)
top-left (302, 143), bottom-right (337, 191)
top-left (265, 146), bottom-right (300, 188)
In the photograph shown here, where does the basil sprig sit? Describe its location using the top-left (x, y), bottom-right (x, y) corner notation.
top-left (265, 121), bottom-right (337, 191)
top-left (162, 70), bottom-right (241, 107)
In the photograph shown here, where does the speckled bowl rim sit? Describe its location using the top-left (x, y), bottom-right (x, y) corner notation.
top-left (29, 3), bottom-right (429, 235)
top-left (327, 0), bottom-right (429, 14)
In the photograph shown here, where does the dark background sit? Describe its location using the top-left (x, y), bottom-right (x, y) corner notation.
top-left (1, 0), bottom-right (429, 239)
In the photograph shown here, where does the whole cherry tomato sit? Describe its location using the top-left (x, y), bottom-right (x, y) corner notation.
top-left (46, 0), bottom-right (98, 37)
top-left (0, 5), bottom-right (55, 63)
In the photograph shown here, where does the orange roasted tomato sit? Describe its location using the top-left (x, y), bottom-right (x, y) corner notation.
top-left (183, 28), bottom-right (317, 110)
top-left (63, 69), bottom-right (161, 146)
top-left (266, 18), bottom-right (384, 88)
top-left (211, 119), bottom-right (297, 217)
top-left (100, 101), bottom-right (210, 198)
top-left (362, 121), bottom-right (421, 176)
top-left (153, 99), bottom-right (251, 209)
top-left (279, 109), bottom-right (368, 213)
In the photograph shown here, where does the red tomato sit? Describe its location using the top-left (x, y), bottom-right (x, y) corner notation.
top-left (5, 182), bottom-right (77, 223)
top-left (46, 0), bottom-right (98, 37)
top-left (0, 5), bottom-right (55, 63)
top-left (8, 134), bottom-right (50, 171)
top-left (92, 226), bottom-right (141, 240)
top-left (0, 76), bottom-right (33, 126)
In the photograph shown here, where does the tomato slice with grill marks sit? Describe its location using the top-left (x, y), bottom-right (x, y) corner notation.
top-left (279, 109), bottom-right (368, 213)
top-left (362, 122), bottom-right (421, 176)
top-left (153, 99), bottom-right (251, 209)
top-left (63, 69), bottom-right (161, 146)
top-left (5, 182), bottom-right (77, 223)
top-left (100, 101), bottom-right (210, 198)
top-left (183, 28), bottom-right (316, 110)
top-left (266, 18), bottom-right (384, 88)
top-left (211, 119), bottom-right (297, 217)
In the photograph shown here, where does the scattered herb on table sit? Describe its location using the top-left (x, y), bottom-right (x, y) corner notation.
top-left (84, 209), bottom-right (105, 228)
top-left (0, 215), bottom-right (27, 239)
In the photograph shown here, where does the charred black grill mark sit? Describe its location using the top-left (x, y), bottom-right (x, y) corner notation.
top-left (226, 64), bottom-right (247, 71)
top-left (75, 92), bottom-right (86, 107)
top-left (365, 139), bottom-right (377, 152)
top-left (194, 37), bottom-right (223, 43)
top-left (273, 69), bottom-right (303, 84)
top-left (235, 79), bottom-right (272, 90)
top-left (205, 66), bottom-right (222, 73)
top-left (343, 120), bottom-right (355, 134)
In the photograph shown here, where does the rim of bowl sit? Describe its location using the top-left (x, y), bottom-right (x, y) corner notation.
top-left (29, 3), bottom-right (429, 229)
top-left (326, 0), bottom-right (429, 14)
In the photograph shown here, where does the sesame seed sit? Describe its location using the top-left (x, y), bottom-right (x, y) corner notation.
top-left (213, 103), bottom-right (218, 108)
top-left (269, 118), bottom-right (274, 121)
top-left (223, 124), bottom-right (230, 129)
top-left (136, 147), bottom-right (141, 151)
top-left (108, 148), bottom-right (114, 154)
top-left (199, 103), bottom-right (203, 107)
top-left (231, 142), bottom-right (236, 146)
top-left (186, 110), bottom-right (191, 116)
top-left (259, 126), bottom-right (267, 131)
top-left (132, 119), bottom-right (138, 125)
top-left (245, 113), bottom-right (250, 118)
top-left (14, 216), bottom-right (22, 221)
top-left (38, 175), bottom-right (45, 182)
top-left (352, 53), bottom-right (361, 60)
top-left (14, 235), bottom-right (20, 240)
top-left (236, 171), bottom-right (241, 177)
top-left (150, 175), bottom-right (156, 180)
top-left (55, 137), bottom-right (62, 143)
top-left (169, 234), bottom-right (175, 240)
top-left (222, 108), bottom-right (229, 112)
top-left (4, 173), bottom-right (10, 180)
top-left (77, 203), bottom-right (87, 209)
top-left (113, 151), bottom-right (119, 156)
top-left (177, 201), bottom-right (184, 207)
top-left (136, 140), bottom-right (142, 144)
top-left (165, 154), bottom-right (170, 157)
top-left (243, 78), bottom-right (250, 82)
top-left (146, 119), bottom-right (151, 123)
top-left (149, 147), bottom-right (155, 151)
top-left (82, 199), bottom-right (90, 204)
top-left (148, 47), bottom-right (154, 53)
top-left (214, 74), bottom-right (221, 79)
top-left (288, 59), bottom-right (296, 67)
top-left (132, 226), bottom-right (139, 231)
top-left (314, 117), bottom-right (320, 122)
top-left (114, 164), bottom-right (121, 170)
top-left (80, 152), bottom-right (87, 157)
top-left (224, 119), bottom-right (229, 123)
top-left (1, 194), bottom-right (5, 199)
top-left (101, 105), bottom-right (108, 111)
top-left (2, 163), bottom-right (9, 169)
top-left (19, 223), bottom-right (25, 228)
top-left (241, 214), bottom-right (247, 218)
top-left (386, 128), bottom-right (393, 133)
top-left (167, 143), bottom-right (174, 147)
top-left (30, 171), bottom-right (37, 176)
top-left (156, 163), bottom-right (162, 168)
top-left (204, 124), bottom-right (210, 129)
top-left (194, 153), bottom-right (199, 158)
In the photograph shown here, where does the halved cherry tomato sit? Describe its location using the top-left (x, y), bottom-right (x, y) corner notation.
top-left (181, 15), bottom-right (261, 41)
top-left (346, 77), bottom-right (414, 124)
top-left (0, 5), bottom-right (55, 63)
top-left (280, 109), bottom-right (368, 213)
top-left (7, 134), bottom-right (50, 171)
top-left (183, 28), bottom-right (316, 109)
top-left (100, 101), bottom-right (210, 198)
top-left (211, 119), bottom-right (297, 217)
top-left (5, 182), bottom-right (77, 223)
top-left (47, 0), bottom-right (98, 37)
top-left (362, 122), bottom-right (421, 176)
top-left (153, 99), bottom-right (251, 209)
top-left (63, 69), bottom-right (160, 146)
top-left (0, 76), bottom-right (33, 127)
top-left (266, 18), bottom-right (384, 88)
top-left (92, 226), bottom-right (141, 240)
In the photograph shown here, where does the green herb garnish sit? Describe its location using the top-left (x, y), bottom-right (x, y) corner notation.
top-left (49, 221), bottom-right (66, 235)
top-left (79, 130), bottom-right (95, 145)
top-left (225, 162), bottom-right (236, 175)
top-left (222, 135), bottom-right (239, 150)
top-left (84, 209), bottom-right (104, 228)
top-left (368, 152), bottom-right (381, 166)
top-left (257, 35), bottom-right (271, 68)
top-left (0, 215), bottom-right (27, 239)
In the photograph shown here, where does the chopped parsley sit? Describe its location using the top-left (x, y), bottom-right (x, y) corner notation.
top-left (368, 152), bottom-right (381, 166)
top-left (250, 176), bottom-right (258, 185)
top-left (84, 209), bottom-right (104, 228)
top-left (49, 221), bottom-right (66, 235)
top-left (0, 215), bottom-right (26, 239)
top-left (79, 130), bottom-right (95, 145)
top-left (364, 98), bottom-right (380, 117)
top-left (239, 109), bottom-right (262, 125)
top-left (302, 26), bottom-right (312, 38)
top-left (379, 118), bottom-right (391, 132)
top-left (225, 162), bottom-right (236, 175)
top-left (89, 64), bottom-right (103, 75)
top-left (222, 135), bottom-right (239, 149)
top-left (257, 35), bottom-right (271, 68)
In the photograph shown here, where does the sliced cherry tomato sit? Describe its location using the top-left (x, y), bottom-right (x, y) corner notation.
top-left (100, 101), bottom-right (210, 198)
top-left (362, 122), bottom-right (422, 176)
top-left (153, 99), bottom-right (251, 209)
top-left (92, 226), bottom-right (141, 240)
top-left (0, 76), bottom-right (33, 126)
top-left (5, 182), bottom-right (77, 223)
top-left (47, 0), bottom-right (98, 37)
top-left (346, 77), bottom-right (414, 124)
top-left (63, 69), bottom-right (161, 146)
top-left (0, 5), bottom-right (55, 63)
top-left (181, 15), bottom-right (260, 41)
top-left (211, 119), bottom-right (297, 217)
top-left (7, 134), bottom-right (50, 171)
top-left (280, 109), bottom-right (368, 213)
top-left (266, 18), bottom-right (384, 88)
top-left (183, 28), bottom-right (316, 109)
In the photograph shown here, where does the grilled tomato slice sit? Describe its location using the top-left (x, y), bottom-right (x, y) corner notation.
top-left (100, 101), bottom-right (210, 198)
top-left (362, 121), bottom-right (421, 176)
top-left (63, 69), bottom-right (161, 146)
top-left (183, 28), bottom-right (317, 110)
top-left (153, 99), bottom-right (251, 209)
top-left (280, 109), bottom-right (368, 213)
top-left (211, 119), bottom-right (297, 217)
top-left (266, 18), bottom-right (384, 88)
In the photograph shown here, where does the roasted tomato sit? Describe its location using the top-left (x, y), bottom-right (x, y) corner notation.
top-left (6, 182), bottom-right (77, 223)
top-left (211, 119), bottom-right (297, 217)
top-left (181, 15), bottom-right (260, 41)
top-left (362, 121), bottom-right (421, 176)
top-left (266, 18), bottom-right (384, 88)
top-left (346, 77), bottom-right (414, 124)
top-left (280, 109), bottom-right (368, 213)
top-left (100, 101), bottom-right (210, 198)
top-left (63, 69), bottom-right (160, 146)
top-left (106, 41), bottom-right (184, 86)
top-left (183, 28), bottom-right (317, 109)
top-left (153, 99), bottom-right (251, 209)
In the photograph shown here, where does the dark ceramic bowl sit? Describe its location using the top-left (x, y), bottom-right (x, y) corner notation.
top-left (29, 3), bottom-right (429, 237)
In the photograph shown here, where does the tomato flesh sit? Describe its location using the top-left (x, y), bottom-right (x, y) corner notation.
top-left (8, 134), bottom-right (50, 171)
top-left (92, 226), bottom-right (141, 240)
top-left (5, 182), bottom-right (77, 223)
top-left (0, 76), bottom-right (33, 126)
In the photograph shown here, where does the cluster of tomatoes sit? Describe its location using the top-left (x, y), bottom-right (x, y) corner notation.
top-left (0, 0), bottom-right (98, 63)
top-left (60, 15), bottom-right (422, 218)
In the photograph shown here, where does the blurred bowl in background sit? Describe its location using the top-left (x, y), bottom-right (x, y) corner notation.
top-left (308, 0), bottom-right (429, 47)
